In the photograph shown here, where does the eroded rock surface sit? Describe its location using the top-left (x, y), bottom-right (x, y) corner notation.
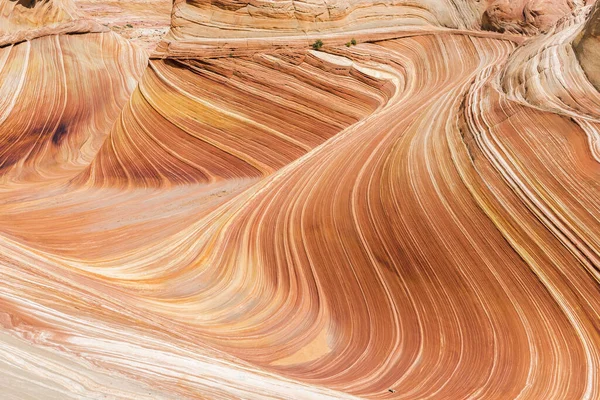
top-left (74, 0), bottom-right (171, 51)
top-left (3, 0), bottom-right (600, 399)
top-left (574, 1), bottom-right (600, 89)
top-left (482, 0), bottom-right (575, 34)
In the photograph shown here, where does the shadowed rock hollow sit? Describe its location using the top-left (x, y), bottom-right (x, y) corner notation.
top-left (574, 1), bottom-right (600, 89)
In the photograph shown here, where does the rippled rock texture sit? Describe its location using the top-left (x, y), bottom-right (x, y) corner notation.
top-left (74, 0), bottom-right (171, 51)
top-left (3, 0), bottom-right (600, 398)
top-left (575, 1), bottom-right (600, 89)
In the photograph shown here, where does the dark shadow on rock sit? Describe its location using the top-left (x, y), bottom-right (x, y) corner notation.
top-left (9, 0), bottom-right (47, 9)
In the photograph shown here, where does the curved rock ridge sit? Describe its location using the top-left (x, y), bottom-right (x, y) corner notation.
top-left (574, 0), bottom-right (600, 90)
top-left (501, 3), bottom-right (600, 119)
top-left (0, 0), bottom-right (79, 31)
top-left (0, 32), bottom-right (147, 184)
top-left (74, 50), bottom-right (391, 188)
top-left (4, 0), bottom-right (600, 399)
top-left (160, 0), bottom-right (583, 47)
top-left (482, 0), bottom-right (579, 34)
top-left (0, 0), bottom-right (108, 46)
top-left (165, 0), bottom-right (487, 42)
top-left (154, 0), bottom-right (580, 58)
top-left (73, 0), bottom-right (172, 51)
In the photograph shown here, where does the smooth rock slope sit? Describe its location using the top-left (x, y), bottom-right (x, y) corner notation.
top-left (2, 0), bottom-right (600, 399)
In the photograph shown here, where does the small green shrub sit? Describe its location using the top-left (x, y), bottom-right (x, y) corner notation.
top-left (345, 42), bottom-right (351, 47)
top-left (350, 38), bottom-right (357, 46)
top-left (125, 23), bottom-right (133, 28)
top-left (312, 39), bottom-right (324, 50)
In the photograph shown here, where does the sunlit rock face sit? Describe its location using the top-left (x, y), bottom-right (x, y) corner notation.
top-left (74, 52), bottom-right (389, 188)
top-left (482, 0), bottom-right (575, 34)
top-left (0, 0), bottom-right (146, 183)
top-left (574, 1), bottom-right (600, 90)
top-left (165, 0), bottom-right (487, 41)
top-left (73, 0), bottom-right (172, 51)
top-left (0, 0), bottom-right (79, 31)
top-left (0, 0), bottom-right (109, 46)
top-left (4, 0), bottom-right (600, 399)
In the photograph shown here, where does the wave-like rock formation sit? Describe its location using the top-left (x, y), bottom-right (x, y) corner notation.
top-left (76, 52), bottom-right (389, 187)
top-left (1, 0), bottom-right (79, 31)
top-left (0, 32), bottom-right (146, 182)
top-left (4, 0), bottom-right (600, 398)
top-left (166, 0), bottom-right (486, 40)
top-left (575, 1), bottom-right (600, 89)
top-left (0, 0), bottom-right (109, 46)
top-left (482, 0), bottom-right (578, 34)
top-left (74, 0), bottom-right (172, 51)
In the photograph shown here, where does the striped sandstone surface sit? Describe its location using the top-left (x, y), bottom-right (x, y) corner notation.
top-left (3, 0), bottom-right (600, 399)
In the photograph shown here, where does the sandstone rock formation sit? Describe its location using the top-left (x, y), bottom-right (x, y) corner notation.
top-left (74, 0), bottom-right (171, 51)
top-left (3, 0), bottom-right (600, 399)
top-left (165, 0), bottom-right (486, 41)
top-left (574, 1), bottom-right (600, 89)
top-left (1, 0), bottom-right (79, 31)
top-left (482, 0), bottom-right (574, 34)
top-left (0, 0), bottom-right (108, 45)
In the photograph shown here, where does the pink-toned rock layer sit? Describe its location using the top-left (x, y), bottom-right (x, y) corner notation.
top-left (3, 0), bottom-right (600, 399)
top-left (574, 1), bottom-right (600, 89)
top-left (482, 0), bottom-right (576, 33)
top-left (74, 0), bottom-right (171, 51)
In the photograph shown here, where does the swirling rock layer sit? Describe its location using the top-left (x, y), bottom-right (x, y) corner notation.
top-left (0, 31), bottom-right (146, 182)
top-left (76, 52), bottom-right (388, 187)
top-left (74, 0), bottom-right (171, 51)
top-left (482, 0), bottom-right (575, 34)
top-left (165, 0), bottom-right (487, 41)
top-left (575, 1), bottom-right (600, 90)
top-left (3, 0), bottom-right (600, 399)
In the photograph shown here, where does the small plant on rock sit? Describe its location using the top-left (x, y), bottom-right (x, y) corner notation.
top-left (350, 38), bottom-right (357, 46)
top-left (312, 39), bottom-right (324, 50)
